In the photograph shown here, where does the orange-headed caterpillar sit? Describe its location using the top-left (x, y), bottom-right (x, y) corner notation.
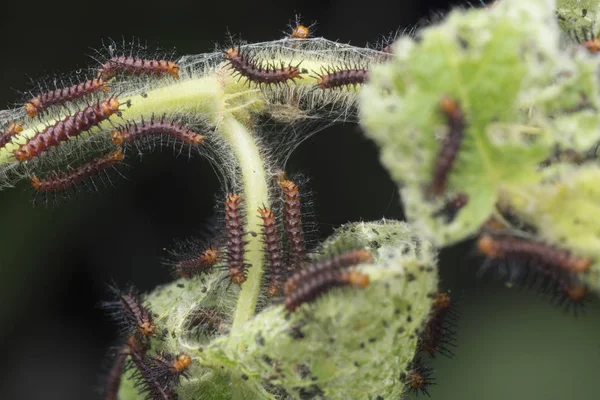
top-left (137, 352), bottom-right (192, 391)
top-left (284, 248), bottom-right (373, 294)
top-left (224, 193), bottom-right (248, 285)
top-left (477, 234), bottom-right (590, 313)
top-left (0, 122), bottom-right (23, 149)
top-left (430, 96), bottom-right (465, 196)
top-left (420, 292), bottom-right (458, 359)
top-left (477, 234), bottom-right (591, 274)
top-left (24, 79), bottom-right (109, 118)
top-left (402, 357), bottom-right (435, 397)
top-left (315, 67), bottom-right (368, 90)
top-left (98, 56), bottom-right (180, 79)
top-left (291, 24), bottom-right (310, 39)
top-left (128, 345), bottom-right (178, 400)
top-left (279, 178), bottom-right (307, 271)
top-left (103, 285), bottom-right (159, 347)
top-left (15, 98), bottom-right (122, 161)
top-left (258, 207), bottom-right (286, 296)
top-left (30, 147), bottom-right (124, 193)
top-left (110, 117), bottom-right (206, 147)
top-left (284, 268), bottom-right (369, 312)
top-left (224, 47), bottom-right (302, 86)
top-left (172, 247), bottom-right (218, 279)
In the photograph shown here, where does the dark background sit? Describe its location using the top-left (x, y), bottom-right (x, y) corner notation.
top-left (1, 0), bottom-right (599, 399)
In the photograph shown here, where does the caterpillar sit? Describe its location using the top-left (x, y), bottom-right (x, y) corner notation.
top-left (224, 47), bottom-right (302, 86)
top-left (402, 357), bottom-right (435, 397)
top-left (477, 234), bottom-right (590, 313)
top-left (279, 178), bottom-right (307, 271)
top-left (128, 345), bottom-right (179, 400)
top-left (15, 98), bottom-right (122, 161)
top-left (315, 67), bottom-right (368, 90)
top-left (0, 122), bottom-right (23, 149)
top-left (172, 247), bottom-right (218, 279)
top-left (419, 292), bottom-right (458, 358)
top-left (284, 268), bottom-right (369, 312)
top-left (110, 117), bottom-right (206, 147)
top-left (103, 286), bottom-right (158, 346)
top-left (430, 96), bottom-right (465, 196)
top-left (137, 352), bottom-right (192, 390)
top-left (433, 193), bottom-right (469, 223)
top-left (290, 24), bottom-right (310, 39)
top-left (477, 234), bottom-right (591, 273)
top-left (24, 79), bottom-right (109, 118)
top-left (224, 194), bottom-right (248, 284)
top-left (258, 207), bottom-right (286, 296)
top-left (284, 249), bottom-right (373, 294)
top-left (98, 56), bottom-right (180, 79)
top-left (30, 147), bottom-right (124, 193)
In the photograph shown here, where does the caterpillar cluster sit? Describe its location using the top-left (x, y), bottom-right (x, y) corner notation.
top-left (103, 286), bottom-right (191, 400)
top-left (477, 233), bottom-right (590, 313)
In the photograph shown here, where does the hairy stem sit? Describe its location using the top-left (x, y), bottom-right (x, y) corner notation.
top-left (221, 115), bottom-right (268, 329)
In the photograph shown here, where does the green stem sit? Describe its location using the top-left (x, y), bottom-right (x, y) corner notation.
top-left (221, 115), bottom-right (268, 330)
top-left (220, 115), bottom-right (269, 400)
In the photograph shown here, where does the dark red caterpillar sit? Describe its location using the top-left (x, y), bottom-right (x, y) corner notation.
top-left (110, 117), bottom-right (206, 146)
top-left (30, 147), bottom-right (124, 192)
top-left (98, 56), bottom-right (180, 79)
top-left (478, 234), bottom-right (591, 273)
top-left (24, 79), bottom-right (109, 118)
top-left (284, 268), bottom-right (369, 312)
top-left (430, 96), bottom-right (465, 196)
top-left (402, 357), bottom-right (435, 397)
top-left (104, 346), bottom-right (129, 400)
top-left (225, 194), bottom-right (247, 285)
top-left (284, 249), bottom-right (373, 295)
top-left (315, 67), bottom-right (368, 89)
top-left (433, 193), bottom-right (469, 223)
top-left (0, 122), bottom-right (23, 149)
top-left (135, 352), bottom-right (192, 391)
top-left (173, 247), bottom-right (218, 279)
top-left (279, 178), bottom-right (307, 271)
top-left (420, 292), bottom-right (457, 359)
top-left (258, 207), bottom-right (286, 296)
top-left (477, 234), bottom-right (590, 312)
top-left (15, 98), bottom-right (121, 161)
top-left (224, 47), bottom-right (302, 86)
top-left (103, 286), bottom-right (158, 346)
top-left (128, 346), bottom-right (179, 400)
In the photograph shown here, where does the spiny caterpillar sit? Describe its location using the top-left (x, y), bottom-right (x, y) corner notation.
top-left (284, 268), bottom-right (369, 312)
top-left (283, 248), bottom-right (374, 294)
top-left (103, 286), bottom-right (158, 347)
top-left (279, 178), bottom-right (307, 271)
top-left (477, 234), bottom-right (591, 273)
top-left (172, 247), bottom-right (219, 279)
top-left (224, 47), bottom-right (303, 86)
top-left (0, 122), bottom-right (23, 149)
top-left (15, 98), bottom-right (122, 161)
top-left (134, 352), bottom-right (192, 391)
top-left (402, 357), bottom-right (435, 397)
top-left (98, 56), bottom-right (180, 79)
top-left (24, 79), bottom-right (109, 118)
top-left (315, 67), bottom-right (369, 90)
top-left (258, 207), bottom-right (286, 296)
top-left (224, 193), bottom-right (248, 285)
top-left (420, 292), bottom-right (458, 358)
top-left (430, 96), bottom-right (465, 196)
top-left (30, 147), bottom-right (124, 194)
top-left (477, 234), bottom-right (590, 312)
top-left (128, 345), bottom-right (179, 400)
top-left (110, 117), bottom-right (206, 147)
